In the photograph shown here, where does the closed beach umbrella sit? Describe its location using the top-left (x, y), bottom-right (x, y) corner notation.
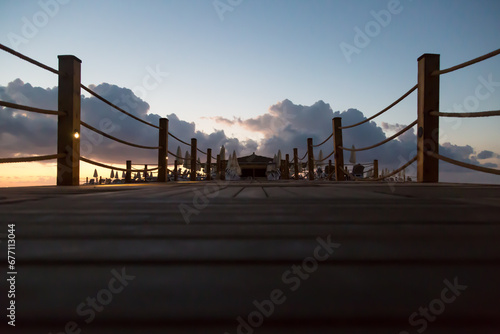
top-left (232, 150), bottom-right (241, 175)
top-left (277, 150), bottom-right (282, 168)
top-left (110, 170), bottom-right (115, 179)
top-left (122, 171), bottom-right (126, 179)
top-left (317, 150), bottom-right (324, 167)
top-left (197, 157), bottom-right (201, 171)
top-left (220, 145), bottom-right (226, 161)
top-left (349, 145), bottom-right (356, 164)
top-left (183, 151), bottom-right (191, 169)
top-left (176, 146), bottom-right (183, 164)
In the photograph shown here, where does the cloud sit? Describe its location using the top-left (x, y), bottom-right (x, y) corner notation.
top-left (1, 80), bottom-right (497, 177)
top-left (477, 150), bottom-right (496, 160)
top-left (0, 79), bottom-right (255, 165)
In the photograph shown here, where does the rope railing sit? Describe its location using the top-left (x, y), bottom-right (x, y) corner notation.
top-left (168, 150), bottom-right (184, 160)
top-left (430, 110), bottom-right (500, 118)
top-left (0, 100), bottom-right (65, 116)
top-left (0, 154), bottom-right (65, 164)
top-left (0, 43), bottom-right (59, 75)
top-left (312, 133), bottom-right (333, 148)
top-left (81, 84), bottom-right (160, 129)
top-left (339, 84), bottom-right (418, 130)
top-left (432, 48), bottom-right (500, 76)
top-left (81, 121), bottom-right (160, 150)
top-left (80, 157), bottom-right (129, 171)
top-left (168, 131), bottom-right (191, 147)
top-left (316, 150), bottom-right (335, 163)
top-left (299, 151), bottom-right (308, 161)
top-left (426, 151), bottom-right (500, 176)
top-left (342, 155), bottom-right (417, 181)
top-left (340, 120), bottom-right (417, 152)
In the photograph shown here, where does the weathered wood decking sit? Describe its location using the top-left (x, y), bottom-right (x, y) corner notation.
top-left (1, 181), bottom-right (499, 333)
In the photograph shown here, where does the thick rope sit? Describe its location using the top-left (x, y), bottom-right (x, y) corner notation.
top-left (0, 43), bottom-right (59, 75)
top-left (0, 154), bottom-right (65, 164)
top-left (81, 121), bottom-right (161, 150)
top-left (430, 110), bottom-right (500, 118)
top-left (316, 150), bottom-right (335, 163)
top-left (426, 151), bottom-right (500, 176)
top-left (299, 151), bottom-right (308, 161)
top-left (81, 85), bottom-right (160, 129)
top-left (168, 150), bottom-right (184, 160)
top-left (0, 100), bottom-right (65, 116)
top-left (340, 120), bottom-right (417, 152)
top-left (433, 48), bottom-right (500, 76)
top-left (80, 157), bottom-right (129, 171)
top-left (168, 132), bottom-right (191, 147)
top-left (340, 84), bottom-right (418, 130)
top-left (342, 155), bottom-right (417, 181)
top-left (312, 133), bottom-right (333, 148)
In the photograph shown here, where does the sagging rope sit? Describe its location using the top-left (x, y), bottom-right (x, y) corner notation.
top-left (340, 120), bottom-right (417, 152)
top-left (168, 150), bottom-right (184, 160)
top-left (426, 151), bottom-right (500, 176)
top-left (312, 133), bottom-right (333, 148)
top-left (430, 110), bottom-right (500, 118)
top-left (339, 84), bottom-right (418, 130)
top-left (168, 131), bottom-right (191, 147)
top-left (316, 150), bottom-right (335, 163)
top-left (81, 85), bottom-right (160, 129)
top-left (341, 155), bottom-right (417, 181)
top-left (0, 43), bottom-right (59, 75)
top-left (80, 157), bottom-right (129, 171)
top-left (81, 121), bottom-right (161, 150)
top-left (0, 154), bottom-right (65, 164)
top-left (432, 48), bottom-right (500, 76)
top-left (299, 151), bottom-right (308, 161)
top-left (0, 100), bottom-right (65, 116)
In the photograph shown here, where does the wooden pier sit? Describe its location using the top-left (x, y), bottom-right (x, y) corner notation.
top-left (1, 181), bottom-right (499, 333)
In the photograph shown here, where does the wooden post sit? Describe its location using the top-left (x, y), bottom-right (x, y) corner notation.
top-left (57, 55), bottom-right (81, 186)
top-left (333, 117), bottom-right (344, 181)
top-left (157, 118), bottom-right (168, 182)
top-left (191, 138), bottom-right (197, 181)
top-left (328, 160), bottom-right (333, 180)
top-left (417, 54), bottom-right (440, 183)
top-left (285, 154), bottom-right (290, 180)
top-left (174, 160), bottom-right (178, 181)
top-left (307, 138), bottom-right (314, 180)
top-left (144, 165), bottom-right (148, 181)
top-left (206, 148), bottom-right (212, 181)
top-left (293, 148), bottom-right (299, 180)
top-left (373, 159), bottom-right (379, 179)
top-left (125, 160), bottom-right (131, 183)
top-left (216, 154), bottom-right (221, 180)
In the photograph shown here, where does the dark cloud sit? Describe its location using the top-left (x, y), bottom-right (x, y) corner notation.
top-left (477, 150), bottom-right (495, 160)
top-left (0, 80), bottom-right (255, 165)
top-left (1, 80), bottom-right (497, 175)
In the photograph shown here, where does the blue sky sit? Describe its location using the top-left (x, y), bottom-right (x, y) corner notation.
top-left (1, 0), bottom-right (499, 184)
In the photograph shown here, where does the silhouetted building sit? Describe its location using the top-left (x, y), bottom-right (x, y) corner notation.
top-left (237, 153), bottom-right (273, 178)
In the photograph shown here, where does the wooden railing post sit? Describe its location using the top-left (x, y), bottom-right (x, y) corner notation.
top-left (221, 160), bottom-right (226, 181)
top-left (174, 159), bottom-right (178, 181)
top-left (293, 148), bottom-right (299, 180)
top-left (373, 159), bottom-right (379, 179)
top-left (307, 138), bottom-right (314, 180)
top-left (191, 138), bottom-right (197, 181)
top-left (328, 160), bottom-right (333, 180)
top-left (125, 160), bottom-right (132, 183)
top-left (333, 117), bottom-right (344, 181)
top-left (216, 154), bottom-right (221, 180)
top-left (57, 55), bottom-right (81, 186)
top-left (285, 154), bottom-right (290, 180)
top-left (417, 54), bottom-right (440, 183)
top-left (206, 148), bottom-right (212, 181)
top-left (157, 118), bottom-right (168, 182)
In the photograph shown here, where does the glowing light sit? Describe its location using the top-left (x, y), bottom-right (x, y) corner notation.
top-left (74, 131), bottom-right (80, 139)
